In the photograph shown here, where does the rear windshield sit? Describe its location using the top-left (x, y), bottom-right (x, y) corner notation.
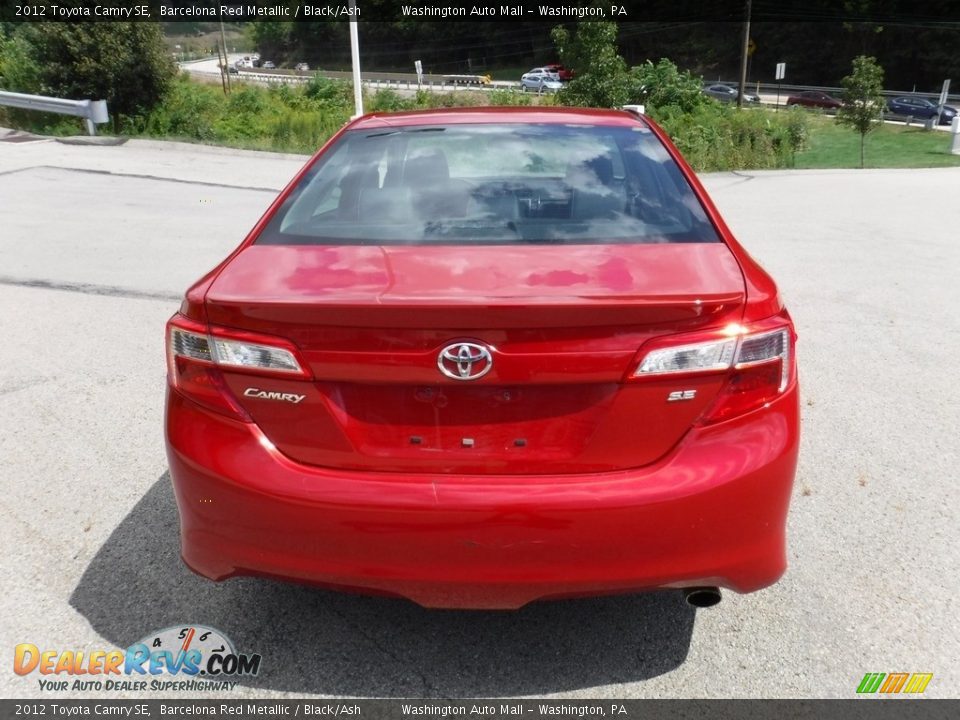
top-left (255, 123), bottom-right (720, 246)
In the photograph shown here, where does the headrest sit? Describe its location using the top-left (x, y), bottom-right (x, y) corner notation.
top-left (404, 149), bottom-right (450, 185)
top-left (567, 154), bottom-right (615, 188)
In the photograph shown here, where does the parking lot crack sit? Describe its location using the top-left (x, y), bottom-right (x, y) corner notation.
top-left (0, 276), bottom-right (180, 302)
top-left (31, 165), bottom-right (281, 192)
top-left (0, 376), bottom-right (57, 396)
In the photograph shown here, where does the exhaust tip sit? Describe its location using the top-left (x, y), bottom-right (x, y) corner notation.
top-left (683, 587), bottom-right (722, 608)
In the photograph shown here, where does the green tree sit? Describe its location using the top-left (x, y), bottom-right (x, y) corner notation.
top-left (4, 23), bottom-right (175, 130)
top-left (631, 59), bottom-right (707, 114)
top-left (837, 55), bottom-right (886, 168)
top-left (551, 21), bottom-right (637, 108)
top-left (0, 27), bottom-right (40, 92)
top-left (0, 25), bottom-right (9, 84)
top-left (247, 21), bottom-right (296, 60)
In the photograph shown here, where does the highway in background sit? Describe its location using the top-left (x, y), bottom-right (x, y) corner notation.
top-left (181, 56), bottom-right (958, 129)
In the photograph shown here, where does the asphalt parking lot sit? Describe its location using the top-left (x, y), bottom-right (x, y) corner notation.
top-left (1, 136), bottom-right (958, 700)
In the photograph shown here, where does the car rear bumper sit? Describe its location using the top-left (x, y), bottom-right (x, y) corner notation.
top-left (165, 386), bottom-right (799, 609)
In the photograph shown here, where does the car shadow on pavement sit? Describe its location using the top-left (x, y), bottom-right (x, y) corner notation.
top-left (70, 473), bottom-right (696, 697)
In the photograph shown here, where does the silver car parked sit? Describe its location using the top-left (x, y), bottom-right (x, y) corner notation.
top-left (520, 68), bottom-right (563, 93)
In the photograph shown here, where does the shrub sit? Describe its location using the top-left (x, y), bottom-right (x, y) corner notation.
top-left (368, 89), bottom-right (415, 112)
top-left (413, 89), bottom-right (486, 108)
top-left (650, 103), bottom-right (809, 171)
top-left (228, 86), bottom-right (268, 116)
top-left (487, 88), bottom-right (533, 106)
top-left (138, 77), bottom-right (221, 141)
top-left (267, 109), bottom-right (345, 153)
top-left (304, 74), bottom-right (353, 105)
top-left (632, 59), bottom-right (708, 115)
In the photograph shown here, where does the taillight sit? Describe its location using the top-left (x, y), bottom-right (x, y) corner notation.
top-left (633, 317), bottom-right (795, 424)
top-left (166, 314), bottom-right (309, 420)
top-left (635, 337), bottom-right (738, 376)
top-left (699, 326), bottom-right (791, 423)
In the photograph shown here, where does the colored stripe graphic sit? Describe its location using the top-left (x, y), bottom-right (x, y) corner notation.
top-left (857, 672), bottom-right (933, 694)
top-left (880, 673), bottom-right (909, 693)
top-left (903, 673), bottom-right (933, 694)
top-left (857, 673), bottom-right (885, 693)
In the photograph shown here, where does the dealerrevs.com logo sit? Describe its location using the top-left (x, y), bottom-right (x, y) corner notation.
top-left (14, 625), bottom-right (261, 692)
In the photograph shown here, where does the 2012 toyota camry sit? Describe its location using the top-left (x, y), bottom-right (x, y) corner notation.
top-left (165, 107), bottom-right (799, 610)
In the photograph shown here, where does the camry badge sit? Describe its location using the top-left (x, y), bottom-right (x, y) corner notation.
top-left (437, 342), bottom-right (493, 381)
top-left (244, 388), bottom-right (306, 404)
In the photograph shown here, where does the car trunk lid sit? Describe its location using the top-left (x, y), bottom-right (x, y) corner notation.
top-left (206, 243), bottom-right (745, 474)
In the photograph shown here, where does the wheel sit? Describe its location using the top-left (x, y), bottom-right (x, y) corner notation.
top-left (521, 85), bottom-right (527, 93)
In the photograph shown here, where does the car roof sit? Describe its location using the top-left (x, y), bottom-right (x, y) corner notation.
top-left (348, 106), bottom-right (649, 131)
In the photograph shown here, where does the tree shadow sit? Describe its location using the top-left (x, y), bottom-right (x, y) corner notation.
top-left (70, 473), bottom-right (696, 697)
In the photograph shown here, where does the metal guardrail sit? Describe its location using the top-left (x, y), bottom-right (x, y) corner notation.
top-left (230, 69), bottom-right (513, 93)
top-left (714, 80), bottom-right (960, 106)
top-left (0, 91), bottom-right (109, 136)
top-left (231, 67), bottom-right (516, 91)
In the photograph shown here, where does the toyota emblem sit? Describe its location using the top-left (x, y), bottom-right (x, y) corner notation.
top-left (437, 342), bottom-right (493, 381)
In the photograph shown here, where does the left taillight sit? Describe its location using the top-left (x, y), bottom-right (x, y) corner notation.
top-left (166, 314), bottom-right (309, 420)
top-left (632, 314), bottom-right (796, 424)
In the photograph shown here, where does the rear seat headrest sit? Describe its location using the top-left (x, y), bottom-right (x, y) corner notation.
top-left (404, 149), bottom-right (450, 185)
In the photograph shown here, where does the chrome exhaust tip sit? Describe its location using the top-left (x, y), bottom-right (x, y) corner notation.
top-left (683, 587), bottom-right (722, 608)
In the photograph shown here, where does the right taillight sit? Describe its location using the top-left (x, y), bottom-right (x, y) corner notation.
top-left (633, 317), bottom-right (796, 424)
top-left (699, 327), bottom-right (792, 424)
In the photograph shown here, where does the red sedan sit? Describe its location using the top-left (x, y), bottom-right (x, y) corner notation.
top-left (786, 90), bottom-right (842, 110)
top-left (165, 107), bottom-right (799, 610)
top-left (543, 63), bottom-right (574, 81)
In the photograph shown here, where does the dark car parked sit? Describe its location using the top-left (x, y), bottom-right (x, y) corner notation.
top-left (886, 96), bottom-right (958, 125)
top-left (703, 84), bottom-right (760, 104)
top-left (785, 91), bottom-right (842, 110)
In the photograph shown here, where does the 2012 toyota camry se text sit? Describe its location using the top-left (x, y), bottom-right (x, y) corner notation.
top-left (164, 107), bottom-right (799, 610)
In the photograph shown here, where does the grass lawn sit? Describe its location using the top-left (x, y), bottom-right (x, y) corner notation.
top-left (795, 115), bottom-right (960, 168)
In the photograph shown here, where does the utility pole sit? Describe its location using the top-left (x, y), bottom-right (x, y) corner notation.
top-left (215, 42), bottom-right (227, 96)
top-left (349, 0), bottom-right (363, 117)
top-left (219, 20), bottom-right (231, 93)
top-left (737, 0), bottom-right (752, 109)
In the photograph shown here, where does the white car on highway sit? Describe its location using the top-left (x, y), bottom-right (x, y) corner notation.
top-left (520, 68), bottom-right (562, 93)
